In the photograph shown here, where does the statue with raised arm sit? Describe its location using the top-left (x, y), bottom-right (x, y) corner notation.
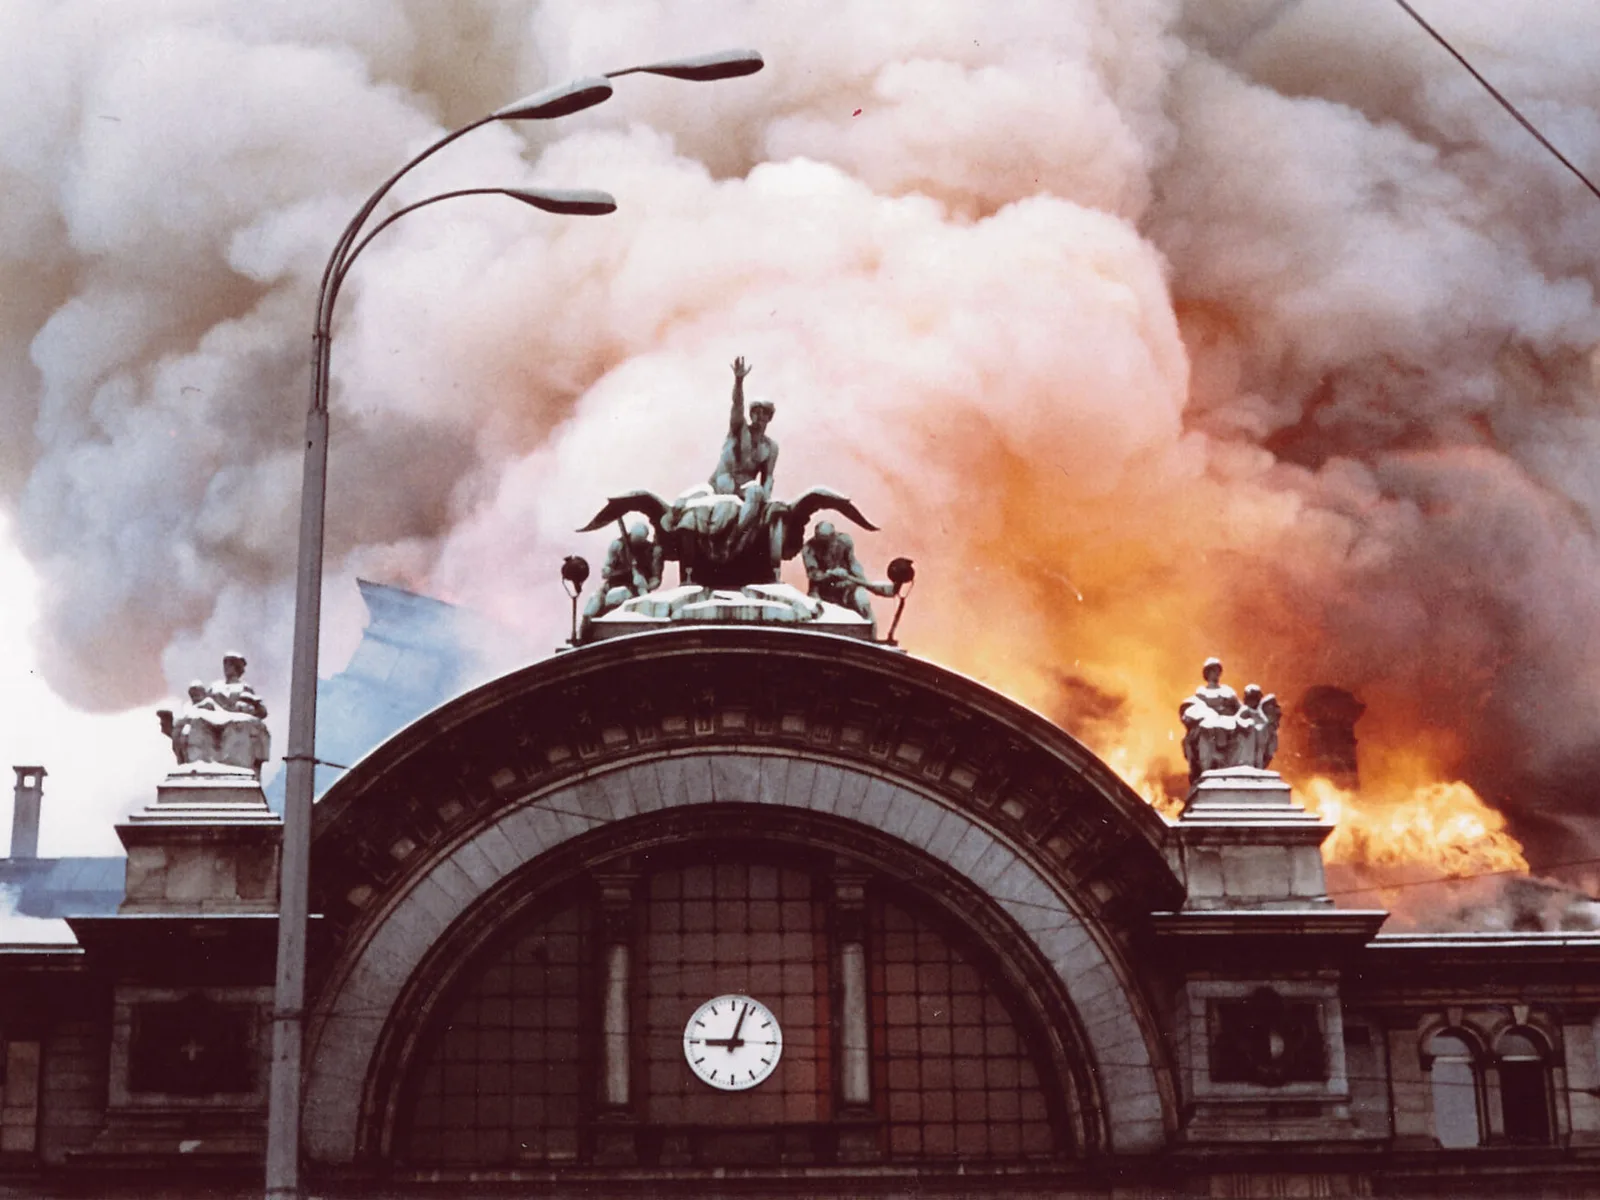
top-left (801, 521), bottom-right (897, 636)
top-left (677, 355), bottom-right (779, 564)
top-left (581, 356), bottom-right (879, 591)
top-left (156, 653), bottom-right (271, 776)
top-left (710, 356), bottom-right (777, 500)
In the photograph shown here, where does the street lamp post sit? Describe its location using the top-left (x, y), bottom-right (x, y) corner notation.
top-left (265, 49), bottom-right (761, 1200)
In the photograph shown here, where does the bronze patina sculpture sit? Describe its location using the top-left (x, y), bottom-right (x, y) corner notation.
top-left (579, 357), bottom-right (878, 590)
top-left (583, 522), bottom-right (665, 626)
top-left (709, 355), bottom-right (776, 543)
top-left (801, 522), bottom-right (897, 636)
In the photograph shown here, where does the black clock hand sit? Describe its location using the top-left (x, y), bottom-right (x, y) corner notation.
top-left (703, 1003), bottom-right (751, 1051)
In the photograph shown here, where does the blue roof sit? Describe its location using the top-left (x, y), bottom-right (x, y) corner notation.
top-left (0, 855), bottom-right (124, 918)
top-left (265, 578), bottom-right (524, 808)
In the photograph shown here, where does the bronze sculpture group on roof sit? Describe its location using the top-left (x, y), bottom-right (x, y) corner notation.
top-left (574, 357), bottom-right (910, 640)
top-left (149, 375), bottom-right (1286, 798)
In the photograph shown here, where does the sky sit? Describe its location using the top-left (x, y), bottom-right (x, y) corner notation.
top-left (1, 1), bottom-right (1598, 883)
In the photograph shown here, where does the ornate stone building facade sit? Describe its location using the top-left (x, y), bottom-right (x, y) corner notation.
top-left (4, 624), bottom-right (1600, 1196)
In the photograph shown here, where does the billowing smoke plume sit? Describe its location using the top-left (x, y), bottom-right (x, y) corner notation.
top-left (3, 1), bottom-right (1600, 882)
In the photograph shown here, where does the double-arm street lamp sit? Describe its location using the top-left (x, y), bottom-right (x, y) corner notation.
top-left (266, 47), bottom-right (763, 1199)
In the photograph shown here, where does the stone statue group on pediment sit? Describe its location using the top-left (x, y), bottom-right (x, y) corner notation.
top-left (157, 652), bottom-right (271, 776)
top-left (1179, 657), bottom-right (1280, 782)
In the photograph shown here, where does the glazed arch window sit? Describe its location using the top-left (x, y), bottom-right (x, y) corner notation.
top-left (1494, 1028), bottom-right (1553, 1145)
top-left (1424, 1030), bottom-right (1482, 1149)
top-left (392, 852), bottom-right (1067, 1169)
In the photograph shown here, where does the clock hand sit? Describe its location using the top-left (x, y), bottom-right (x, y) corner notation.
top-left (701, 1003), bottom-right (751, 1051)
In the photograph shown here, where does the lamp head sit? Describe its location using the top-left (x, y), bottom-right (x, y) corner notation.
top-left (506, 187), bottom-right (617, 216)
top-left (495, 76), bottom-right (614, 121)
top-left (610, 48), bottom-right (764, 81)
top-left (561, 554), bottom-right (591, 598)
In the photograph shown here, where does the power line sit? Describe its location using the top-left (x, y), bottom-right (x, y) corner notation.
top-left (1390, 0), bottom-right (1600, 204)
top-left (1325, 853), bottom-right (1600, 898)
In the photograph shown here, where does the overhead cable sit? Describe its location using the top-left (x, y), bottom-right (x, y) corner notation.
top-left (1391, 0), bottom-right (1600, 203)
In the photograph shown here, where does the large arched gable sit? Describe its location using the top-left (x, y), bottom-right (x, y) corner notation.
top-left (303, 628), bottom-right (1183, 1162)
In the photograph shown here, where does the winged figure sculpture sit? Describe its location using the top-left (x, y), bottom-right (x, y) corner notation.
top-left (579, 484), bottom-right (877, 590)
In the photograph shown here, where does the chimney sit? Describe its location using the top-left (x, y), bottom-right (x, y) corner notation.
top-left (10, 766), bottom-right (45, 859)
top-left (1296, 687), bottom-right (1365, 790)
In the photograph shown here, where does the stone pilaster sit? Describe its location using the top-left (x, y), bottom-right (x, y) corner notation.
top-left (830, 865), bottom-right (879, 1163)
top-left (592, 871), bottom-right (639, 1166)
top-left (1175, 766), bottom-right (1332, 911)
top-left (62, 765), bottom-right (284, 1167)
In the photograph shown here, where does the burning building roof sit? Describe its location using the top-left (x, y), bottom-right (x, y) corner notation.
top-left (0, 3), bottom-right (1596, 922)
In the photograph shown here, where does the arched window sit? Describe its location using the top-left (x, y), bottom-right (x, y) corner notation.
top-left (1424, 1030), bottom-right (1482, 1149)
top-left (1495, 1028), bottom-right (1553, 1145)
top-left (392, 849), bottom-right (1066, 1169)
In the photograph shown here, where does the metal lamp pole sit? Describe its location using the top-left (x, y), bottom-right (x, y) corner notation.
top-left (265, 48), bottom-right (762, 1200)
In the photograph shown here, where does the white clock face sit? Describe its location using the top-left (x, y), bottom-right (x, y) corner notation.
top-left (682, 994), bottom-right (783, 1091)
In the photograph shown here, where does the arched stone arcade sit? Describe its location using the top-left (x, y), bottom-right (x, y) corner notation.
top-left (301, 628), bottom-right (1184, 1177)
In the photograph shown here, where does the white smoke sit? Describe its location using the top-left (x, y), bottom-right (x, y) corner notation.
top-left (0, 511), bottom-right (167, 853)
top-left (1, 0), bottom-right (1599, 889)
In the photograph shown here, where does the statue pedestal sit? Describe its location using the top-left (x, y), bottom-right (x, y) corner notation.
top-left (1176, 766), bottom-right (1333, 911)
top-left (1154, 766), bottom-right (1387, 1148)
top-left (116, 765), bottom-right (282, 913)
top-left (61, 763), bottom-right (282, 1168)
top-left (585, 583), bottom-right (873, 642)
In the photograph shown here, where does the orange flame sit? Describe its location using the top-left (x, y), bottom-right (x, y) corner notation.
top-left (1301, 776), bottom-right (1529, 878)
top-left (1081, 722), bottom-right (1529, 883)
top-left (1099, 743), bottom-right (1185, 821)
top-left (891, 476), bottom-right (1538, 902)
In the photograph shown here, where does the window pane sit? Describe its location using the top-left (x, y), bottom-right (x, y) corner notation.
top-left (399, 901), bottom-right (589, 1165)
top-left (869, 897), bottom-right (1058, 1161)
top-left (641, 861), bottom-right (825, 1127)
top-left (1431, 1058), bottom-right (1480, 1148)
top-left (1501, 1060), bottom-right (1552, 1144)
top-left (392, 853), bottom-right (1067, 1170)
top-left (1426, 1032), bottom-right (1472, 1058)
